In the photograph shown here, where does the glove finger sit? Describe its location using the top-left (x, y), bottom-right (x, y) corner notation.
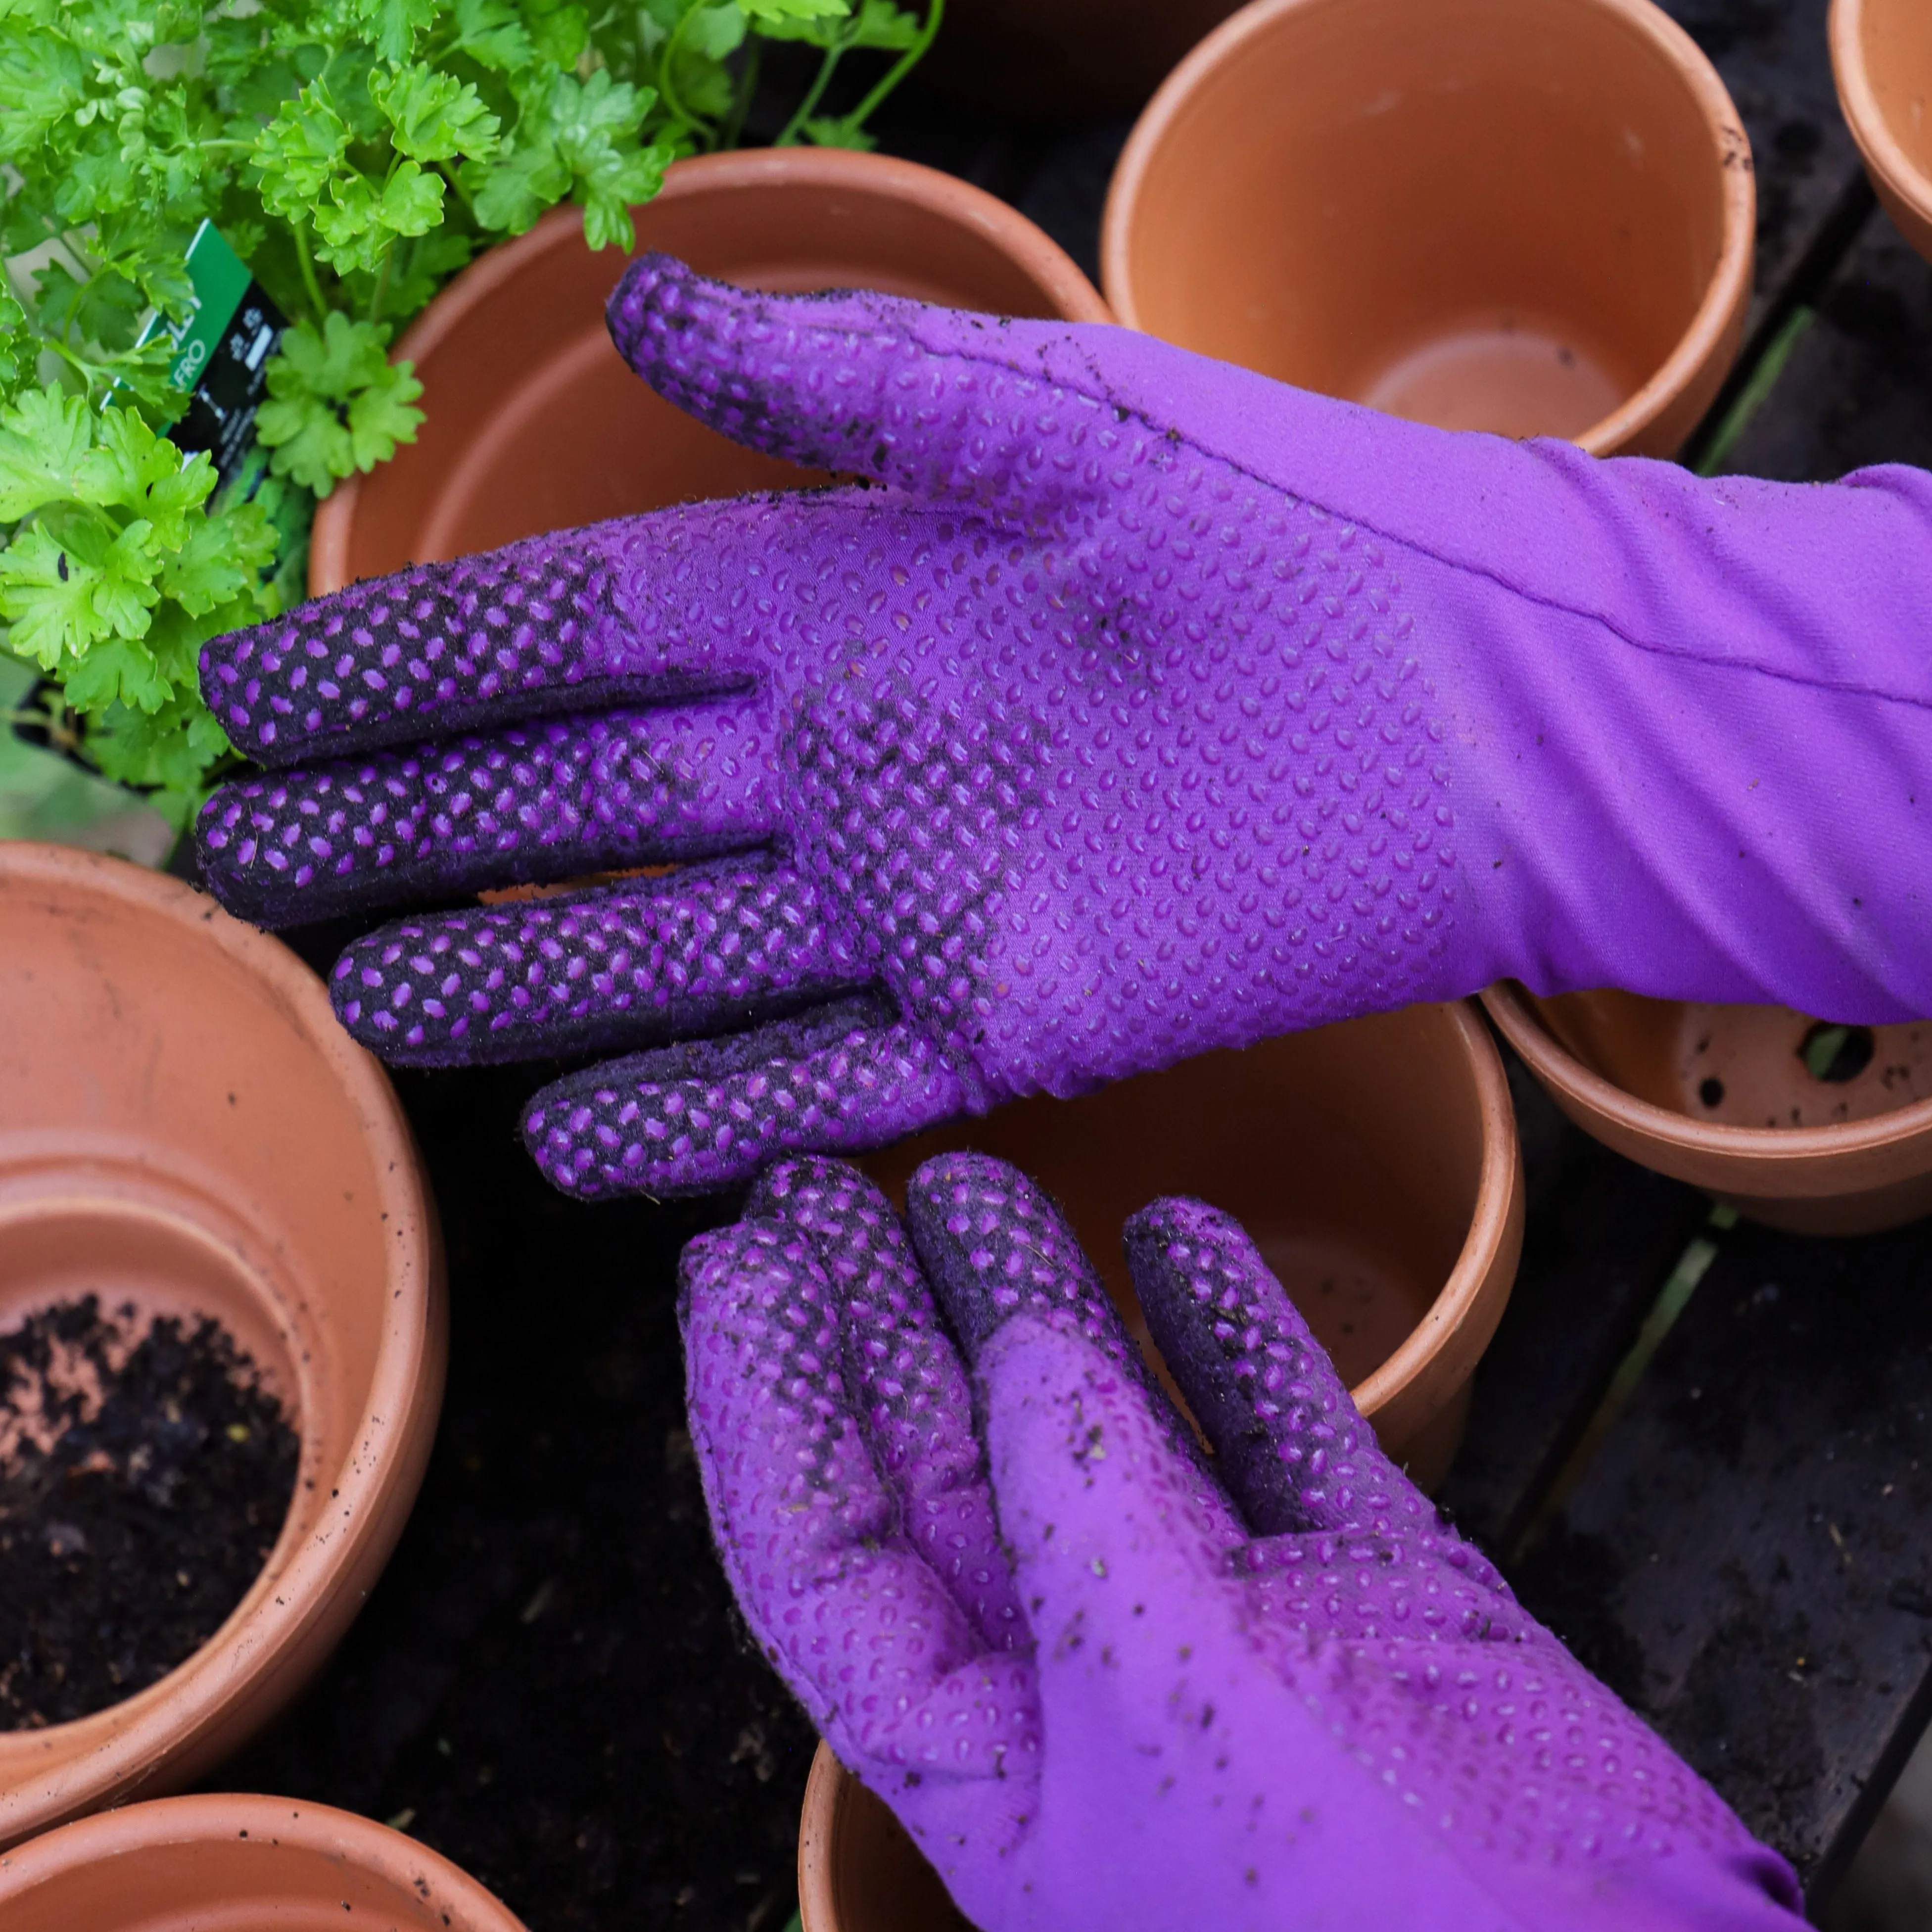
top-left (746, 1157), bottom-right (1028, 1655)
top-left (522, 994), bottom-right (967, 1198)
top-left (678, 1220), bottom-right (1039, 1779)
top-left (200, 518), bottom-right (757, 768)
top-left (195, 697), bottom-right (777, 927)
top-left (608, 254), bottom-right (1106, 510)
top-left (1123, 1196), bottom-right (1429, 1539)
top-left (902, 1152), bottom-right (1235, 1534)
top-left (329, 858), bottom-right (858, 1067)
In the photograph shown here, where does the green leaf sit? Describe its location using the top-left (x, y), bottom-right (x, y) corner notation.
top-left (801, 112), bottom-right (877, 150)
top-left (843, 0), bottom-right (923, 50)
top-left (738, 0), bottom-right (849, 31)
top-left (0, 387), bottom-right (94, 519)
top-left (0, 519), bottom-right (162, 675)
top-left (450, 0), bottom-right (534, 73)
top-left (355, 0), bottom-right (439, 66)
top-left (523, 0), bottom-right (591, 69)
top-left (254, 85), bottom-right (352, 225)
top-left (156, 500), bottom-right (278, 616)
top-left (472, 139), bottom-right (570, 235)
top-left (256, 313), bottom-right (425, 493)
top-left (75, 410), bottom-right (216, 547)
top-left (62, 632), bottom-right (173, 713)
top-left (682, 1), bottom-right (747, 59)
top-left (372, 63), bottom-right (501, 164)
top-left (313, 160), bottom-right (445, 275)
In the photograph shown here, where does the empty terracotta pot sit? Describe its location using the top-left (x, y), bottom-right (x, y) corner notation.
top-left (1832, 0), bottom-right (1932, 262)
top-left (1102, 0), bottom-right (1754, 456)
top-left (309, 149), bottom-right (1110, 596)
top-left (859, 1000), bottom-right (1523, 1493)
top-left (1483, 983), bottom-right (1932, 1234)
top-left (920, 0), bottom-right (1246, 122)
top-left (0, 845), bottom-right (445, 1847)
top-left (0, 1793), bottom-right (523, 1931)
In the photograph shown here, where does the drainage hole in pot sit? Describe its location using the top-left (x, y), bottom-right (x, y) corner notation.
top-left (1799, 1023), bottom-right (1876, 1084)
top-left (1698, 1077), bottom-right (1726, 1109)
top-left (0, 1293), bottom-right (298, 1729)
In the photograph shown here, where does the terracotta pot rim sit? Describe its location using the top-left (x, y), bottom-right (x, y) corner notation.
top-left (1480, 978), bottom-right (1932, 1166)
top-left (309, 146), bottom-right (1111, 601)
top-left (1830, 0), bottom-right (1932, 240)
top-left (1099, 0), bottom-right (1756, 459)
top-left (0, 1792), bottom-right (524, 1929)
top-left (1350, 999), bottom-right (1519, 1425)
top-left (0, 846), bottom-right (444, 1839)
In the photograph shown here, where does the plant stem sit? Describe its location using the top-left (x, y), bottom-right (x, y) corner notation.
top-left (367, 241), bottom-right (394, 325)
top-left (775, 32), bottom-right (849, 147)
top-left (435, 157), bottom-right (480, 223)
top-left (838, 0), bottom-right (944, 139)
top-left (291, 227), bottom-right (329, 327)
top-left (655, 1), bottom-right (714, 150)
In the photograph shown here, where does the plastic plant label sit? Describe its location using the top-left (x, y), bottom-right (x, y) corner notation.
top-left (136, 221), bottom-right (311, 600)
top-left (139, 220), bottom-right (288, 488)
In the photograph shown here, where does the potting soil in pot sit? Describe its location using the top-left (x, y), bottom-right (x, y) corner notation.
top-left (0, 1295), bottom-right (299, 1728)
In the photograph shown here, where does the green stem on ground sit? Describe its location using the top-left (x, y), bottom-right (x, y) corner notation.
top-left (836, 0), bottom-right (944, 138)
top-left (1692, 304), bottom-right (1816, 478)
top-left (775, 32), bottom-right (849, 146)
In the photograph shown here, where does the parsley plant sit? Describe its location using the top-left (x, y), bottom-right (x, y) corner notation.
top-left (0, 0), bottom-right (939, 823)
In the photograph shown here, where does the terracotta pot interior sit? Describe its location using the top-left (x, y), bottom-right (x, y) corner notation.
top-left (809, 1754), bottom-right (974, 1932)
top-left (858, 1004), bottom-right (1485, 1415)
top-left (1856, 0), bottom-right (1932, 184)
top-left (3, 1838), bottom-right (437, 1932)
top-left (1525, 989), bottom-right (1932, 1132)
top-left (0, 859), bottom-right (399, 1780)
top-left (331, 166), bottom-right (1104, 586)
top-left (1111, 0), bottom-right (1735, 443)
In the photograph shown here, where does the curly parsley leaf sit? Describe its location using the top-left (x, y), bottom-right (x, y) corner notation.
top-left (255, 312), bottom-right (425, 493)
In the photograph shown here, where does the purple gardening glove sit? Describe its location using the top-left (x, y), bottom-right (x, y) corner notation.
top-left (679, 1150), bottom-right (1803, 1930)
top-left (194, 258), bottom-right (1932, 1197)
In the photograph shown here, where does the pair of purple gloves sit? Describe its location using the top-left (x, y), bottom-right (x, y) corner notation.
top-left (192, 256), bottom-right (1931, 1926)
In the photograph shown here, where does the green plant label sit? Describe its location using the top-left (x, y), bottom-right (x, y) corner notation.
top-left (138, 221), bottom-right (290, 491)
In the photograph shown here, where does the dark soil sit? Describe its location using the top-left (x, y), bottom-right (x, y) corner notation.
top-left (216, 1058), bottom-right (818, 1932)
top-left (0, 1296), bottom-right (299, 1729)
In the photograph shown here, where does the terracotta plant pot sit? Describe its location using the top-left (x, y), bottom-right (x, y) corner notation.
top-left (920, 0), bottom-right (1247, 123)
top-left (800, 1744), bottom-right (973, 1932)
top-left (0, 1793), bottom-right (523, 1931)
top-left (0, 846), bottom-right (445, 1847)
top-left (309, 149), bottom-right (1110, 595)
top-left (860, 1000), bottom-right (1523, 1493)
top-left (1831, 0), bottom-right (1932, 262)
top-left (1102, 0), bottom-right (1754, 457)
top-left (1483, 983), bottom-right (1932, 1234)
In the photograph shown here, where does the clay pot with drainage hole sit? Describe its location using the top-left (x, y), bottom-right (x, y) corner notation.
top-left (1102, 0), bottom-right (1754, 456)
top-left (0, 845), bottom-right (445, 1847)
top-left (1483, 984), bottom-right (1932, 1234)
top-left (1831, 0), bottom-right (1932, 263)
top-left (308, 148), bottom-right (1110, 597)
top-left (803, 1003), bottom-right (1521, 1932)
top-left (0, 1794), bottom-right (524, 1932)
top-left (862, 999), bottom-right (1523, 1495)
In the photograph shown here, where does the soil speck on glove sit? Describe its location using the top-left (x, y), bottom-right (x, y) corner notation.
top-left (0, 1295), bottom-right (299, 1729)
